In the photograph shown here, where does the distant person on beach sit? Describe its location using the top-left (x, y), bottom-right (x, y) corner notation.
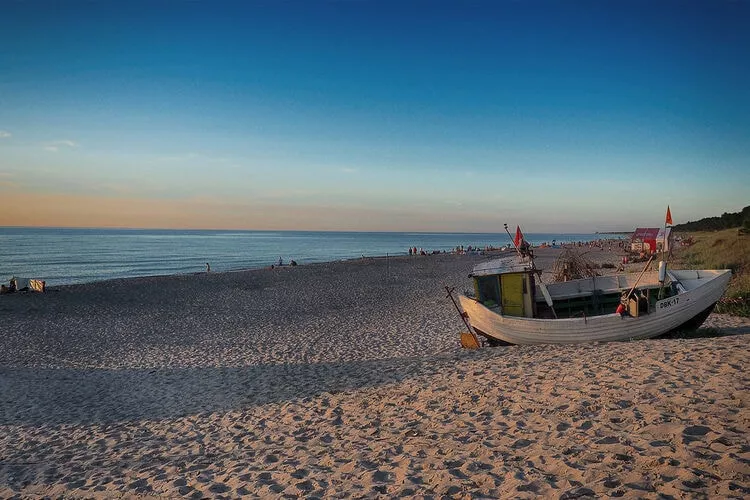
top-left (278, 257), bottom-right (283, 266)
top-left (408, 247), bottom-right (412, 256)
top-left (206, 263), bottom-right (210, 272)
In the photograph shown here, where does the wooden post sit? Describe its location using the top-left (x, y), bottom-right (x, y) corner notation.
top-left (445, 286), bottom-right (480, 347)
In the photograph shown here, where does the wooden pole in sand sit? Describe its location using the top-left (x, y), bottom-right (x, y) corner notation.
top-left (445, 286), bottom-right (480, 347)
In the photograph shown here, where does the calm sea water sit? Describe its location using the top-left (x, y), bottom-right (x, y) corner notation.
top-left (0, 228), bottom-right (607, 286)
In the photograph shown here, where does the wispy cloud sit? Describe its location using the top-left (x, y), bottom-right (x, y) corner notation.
top-left (157, 152), bottom-right (199, 162)
top-left (341, 167), bottom-right (358, 173)
top-left (155, 152), bottom-right (232, 164)
top-left (0, 172), bottom-right (18, 190)
top-left (44, 140), bottom-right (78, 152)
top-left (0, 130), bottom-right (11, 138)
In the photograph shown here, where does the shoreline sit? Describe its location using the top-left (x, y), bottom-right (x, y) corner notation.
top-left (1, 228), bottom-right (624, 288)
top-left (7, 249), bottom-right (513, 291)
top-left (7, 240), bottom-right (629, 291)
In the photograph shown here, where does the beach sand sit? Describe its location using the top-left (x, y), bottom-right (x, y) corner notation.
top-left (1, 251), bottom-right (749, 498)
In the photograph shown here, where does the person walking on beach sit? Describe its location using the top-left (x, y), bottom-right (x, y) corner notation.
top-left (206, 262), bottom-right (210, 272)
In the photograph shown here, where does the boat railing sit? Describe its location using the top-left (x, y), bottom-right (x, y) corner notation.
top-left (569, 310), bottom-right (588, 324)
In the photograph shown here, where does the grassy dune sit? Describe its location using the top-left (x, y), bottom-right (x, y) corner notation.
top-left (673, 228), bottom-right (750, 316)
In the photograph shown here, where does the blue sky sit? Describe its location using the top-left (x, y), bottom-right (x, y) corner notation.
top-left (1, 0), bottom-right (748, 232)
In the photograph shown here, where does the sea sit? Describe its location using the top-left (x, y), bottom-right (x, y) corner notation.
top-left (0, 228), bottom-right (612, 286)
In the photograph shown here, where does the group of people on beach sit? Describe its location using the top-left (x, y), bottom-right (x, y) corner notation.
top-left (407, 244), bottom-right (505, 257)
top-left (270, 257), bottom-right (297, 269)
top-left (450, 245), bottom-right (484, 254)
top-left (552, 239), bottom-right (625, 251)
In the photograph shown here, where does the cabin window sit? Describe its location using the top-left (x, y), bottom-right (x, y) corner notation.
top-left (475, 276), bottom-right (500, 307)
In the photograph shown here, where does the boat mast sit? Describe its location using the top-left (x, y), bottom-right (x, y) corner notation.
top-left (504, 223), bottom-right (557, 318)
top-left (503, 223), bottom-right (523, 259)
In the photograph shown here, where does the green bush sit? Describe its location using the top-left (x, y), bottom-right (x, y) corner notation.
top-left (672, 229), bottom-right (749, 317)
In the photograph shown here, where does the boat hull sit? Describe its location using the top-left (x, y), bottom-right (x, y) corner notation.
top-left (457, 269), bottom-right (731, 345)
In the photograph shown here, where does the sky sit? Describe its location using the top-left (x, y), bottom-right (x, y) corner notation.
top-left (1, 0), bottom-right (748, 233)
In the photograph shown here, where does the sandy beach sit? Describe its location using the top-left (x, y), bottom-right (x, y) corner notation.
top-left (1, 250), bottom-right (749, 498)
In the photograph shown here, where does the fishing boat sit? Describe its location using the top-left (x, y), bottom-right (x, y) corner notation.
top-left (453, 253), bottom-right (731, 345)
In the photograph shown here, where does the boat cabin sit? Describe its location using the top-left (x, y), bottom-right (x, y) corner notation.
top-left (471, 257), bottom-right (679, 319)
top-left (471, 259), bottom-right (538, 318)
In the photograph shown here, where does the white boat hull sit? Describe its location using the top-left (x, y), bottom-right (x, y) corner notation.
top-left (457, 269), bottom-right (732, 345)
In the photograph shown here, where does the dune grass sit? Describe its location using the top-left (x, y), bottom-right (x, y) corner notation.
top-left (672, 228), bottom-right (750, 317)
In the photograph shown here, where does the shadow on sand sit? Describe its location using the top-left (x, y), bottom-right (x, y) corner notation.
top-left (661, 325), bottom-right (750, 340)
top-left (0, 353), bottom-right (468, 427)
top-left (2, 327), bottom-right (747, 428)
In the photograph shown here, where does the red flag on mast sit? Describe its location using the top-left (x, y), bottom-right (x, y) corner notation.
top-left (665, 206), bottom-right (673, 225)
top-left (514, 226), bottom-right (523, 248)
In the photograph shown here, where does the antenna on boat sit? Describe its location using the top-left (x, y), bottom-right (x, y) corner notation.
top-left (658, 206), bottom-right (673, 300)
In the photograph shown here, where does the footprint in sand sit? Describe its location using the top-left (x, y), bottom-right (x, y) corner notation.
top-left (603, 477), bottom-right (620, 488)
top-left (511, 438), bottom-right (533, 449)
top-left (682, 425), bottom-right (713, 444)
top-left (371, 470), bottom-right (394, 483)
top-left (291, 468), bottom-right (309, 479)
top-left (449, 469), bottom-right (469, 479)
top-left (683, 425), bottom-right (712, 436)
top-left (467, 461), bottom-right (493, 472)
top-left (559, 486), bottom-right (595, 499)
top-left (595, 436), bottom-right (620, 444)
top-left (257, 472), bottom-right (273, 484)
top-left (208, 483), bottom-right (231, 494)
top-left (295, 480), bottom-right (314, 493)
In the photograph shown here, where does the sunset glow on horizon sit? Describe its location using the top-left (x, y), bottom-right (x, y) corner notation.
top-left (2, 1), bottom-right (748, 232)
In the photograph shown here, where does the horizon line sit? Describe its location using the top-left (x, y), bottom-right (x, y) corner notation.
top-left (0, 225), bottom-right (635, 235)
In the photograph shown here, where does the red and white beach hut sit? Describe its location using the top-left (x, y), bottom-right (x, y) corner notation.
top-left (631, 227), bottom-right (672, 253)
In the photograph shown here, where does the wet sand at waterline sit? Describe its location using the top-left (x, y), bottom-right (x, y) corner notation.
top-left (2, 250), bottom-right (749, 498)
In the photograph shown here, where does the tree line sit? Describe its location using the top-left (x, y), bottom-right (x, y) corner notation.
top-left (673, 205), bottom-right (750, 231)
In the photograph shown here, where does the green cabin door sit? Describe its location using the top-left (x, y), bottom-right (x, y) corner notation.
top-left (501, 273), bottom-right (525, 316)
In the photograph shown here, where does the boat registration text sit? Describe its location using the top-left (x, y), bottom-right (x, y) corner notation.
top-left (658, 297), bottom-right (680, 309)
